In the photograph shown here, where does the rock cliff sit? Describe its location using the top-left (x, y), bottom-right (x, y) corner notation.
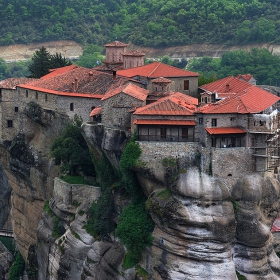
top-left (1, 119), bottom-right (280, 279)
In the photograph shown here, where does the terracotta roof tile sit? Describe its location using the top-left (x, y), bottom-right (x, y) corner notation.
top-left (104, 41), bottom-right (128, 47)
top-left (117, 62), bottom-right (200, 78)
top-left (101, 83), bottom-right (149, 101)
top-left (21, 66), bottom-right (130, 95)
top-left (41, 65), bottom-right (78, 80)
top-left (133, 119), bottom-right (196, 125)
top-left (205, 127), bottom-right (247, 134)
top-left (134, 92), bottom-right (198, 116)
top-left (90, 107), bottom-right (102, 116)
top-left (18, 84), bottom-right (104, 99)
top-left (237, 74), bottom-right (254, 82)
top-left (199, 86), bottom-right (280, 114)
top-left (0, 78), bottom-right (38, 89)
top-left (200, 76), bottom-right (252, 96)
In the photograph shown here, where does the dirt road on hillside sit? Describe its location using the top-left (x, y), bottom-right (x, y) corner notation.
top-left (1, 40), bottom-right (280, 62)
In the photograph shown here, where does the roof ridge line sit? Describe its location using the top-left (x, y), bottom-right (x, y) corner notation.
top-left (148, 62), bottom-right (161, 78)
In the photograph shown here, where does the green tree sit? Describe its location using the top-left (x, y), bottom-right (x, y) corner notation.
top-left (28, 47), bottom-right (72, 78)
top-left (28, 46), bottom-right (51, 78)
top-left (50, 116), bottom-right (95, 176)
top-left (116, 202), bottom-right (154, 263)
top-left (50, 53), bottom-right (72, 69)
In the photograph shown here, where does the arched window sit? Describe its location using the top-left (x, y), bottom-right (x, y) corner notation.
top-left (70, 103), bottom-right (74, 111)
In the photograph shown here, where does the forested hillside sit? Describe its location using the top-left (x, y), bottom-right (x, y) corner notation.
top-left (0, 0), bottom-right (280, 47)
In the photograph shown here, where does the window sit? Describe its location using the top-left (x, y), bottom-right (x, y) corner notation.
top-left (160, 127), bottom-right (166, 139)
top-left (70, 103), bottom-right (74, 111)
top-left (7, 120), bottom-right (13, 128)
top-left (15, 107), bottom-right (18, 112)
top-left (211, 119), bottom-right (217, 127)
top-left (45, 94), bottom-right (48, 102)
top-left (182, 127), bottom-right (188, 138)
top-left (230, 117), bottom-right (236, 121)
top-left (184, 80), bottom-right (189, 90)
top-left (26, 90), bottom-right (28, 97)
top-left (35, 92), bottom-right (38, 99)
top-left (199, 118), bottom-right (203, 124)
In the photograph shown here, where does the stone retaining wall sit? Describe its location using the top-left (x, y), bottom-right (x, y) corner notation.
top-left (53, 178), bottom-right (100, 205)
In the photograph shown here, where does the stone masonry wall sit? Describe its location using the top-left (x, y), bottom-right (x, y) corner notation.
top-left (212, 147), bottom-right (254, 187)
top-left (138, 141), bottom-right (254, 190)
top-left (102, 93), bottom-right (144, 130)
top-left (53, 178), bottom-right (101, 206)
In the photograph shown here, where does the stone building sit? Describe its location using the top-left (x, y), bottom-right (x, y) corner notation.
top-left (100, 83), bottom-right (149, 130)
top-left (198, 85), bottom-right (280, 172)
top-left (117, 62), bottom-right (200, 97)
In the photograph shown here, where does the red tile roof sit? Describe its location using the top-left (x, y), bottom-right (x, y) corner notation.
top-left (90, 107), bottom-right (102, 116)
top-left (117, 62), bottom-right (200, 78)
top-left (133, 119), bottom-right (196, 125)
top-left (104, 41), bottom-right (128, 47)
top-left (122, 50), bottom-right (145, 56)
top-left (18, 84), bottom-right (104, 99)
top-left (199, 86), bottom-right (280, 114)
top-left (20, 66), bottom-right (130, 95)
top-left (271, 217), bottom-right (280, 232)
top-left (200, 76), bottom-right (252, 95)
top-left (134, 92), bottom-right (198, 116)
top-left (101, 83), bottom-right (149, 101)
top-left (205, 127), bottom-right (247, 135)
top-left (237, 74), bottom-right (254, 82)
top-left (0, 78), bottom-right (38, 89)
top-left (41, 65), bottom-right (78, 80)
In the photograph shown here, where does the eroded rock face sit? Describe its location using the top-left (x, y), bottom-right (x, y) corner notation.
top-left (146, 168), bottom-right (237, 280)
top-left (3, 110), bottom-right (69, 260)
top-left (232, 173), bottom-right (280, 279)
top-left (0, 241), bottom-right (13, 280)
top-left (81, 241), bottom-right (126, 280)
top-left (0, 165), bottom-right (11, 228)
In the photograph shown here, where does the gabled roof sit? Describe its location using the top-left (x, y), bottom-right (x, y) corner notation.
top-left (134, 92), bottom-right (198, 116)
top-left (237, 74), bottom-right (255, 82)
top-left (0, 78), bottom-right (38, 89)
top-left (200, 76), bottom-right (252, 95)
top-left (205, 127), bottom-right (247, 135)
top-left (104, 41), bottom-right (128, 47)
top-left (41, 65), bottom-right (78, 80)
top-left (117, 62), bottom-right (200, 78)
top-left (199, 86), bottom-right (280, 114)
top-left (90, 107), bottom-right (102, 117)
top-left (101, 83), bottom-right (149, 101)
top-left (20, 66), bottom-right (130, 95)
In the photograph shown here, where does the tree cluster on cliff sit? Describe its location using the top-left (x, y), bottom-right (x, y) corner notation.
top-left (0, 0), bottom-right (279, 47)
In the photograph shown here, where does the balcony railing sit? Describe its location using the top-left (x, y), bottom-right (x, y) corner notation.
top-left (138, 135), bottom-right (196, 142)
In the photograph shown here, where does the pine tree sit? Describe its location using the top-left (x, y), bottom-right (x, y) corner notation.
top-left (50, 53), bottom-right (72, 69)
top-left (28, 46), bottom-right (51, 78)
top-left (28, 47), bottom-right (72, 78)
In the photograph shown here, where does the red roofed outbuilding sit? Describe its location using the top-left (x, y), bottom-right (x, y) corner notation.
top-left (132, 92), bottom-right (198, 142)
top-left (117, 62), bottom-right (200, 97)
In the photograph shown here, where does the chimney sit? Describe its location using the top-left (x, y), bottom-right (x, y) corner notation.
top-left (74, 77), bottom-right (78, 91)
top-left (226, 83), bottom-right (229, 92)
top-left (72, 81), bottom-right (75, 92)
top-left (89, 71), bottom-right (93, 81)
